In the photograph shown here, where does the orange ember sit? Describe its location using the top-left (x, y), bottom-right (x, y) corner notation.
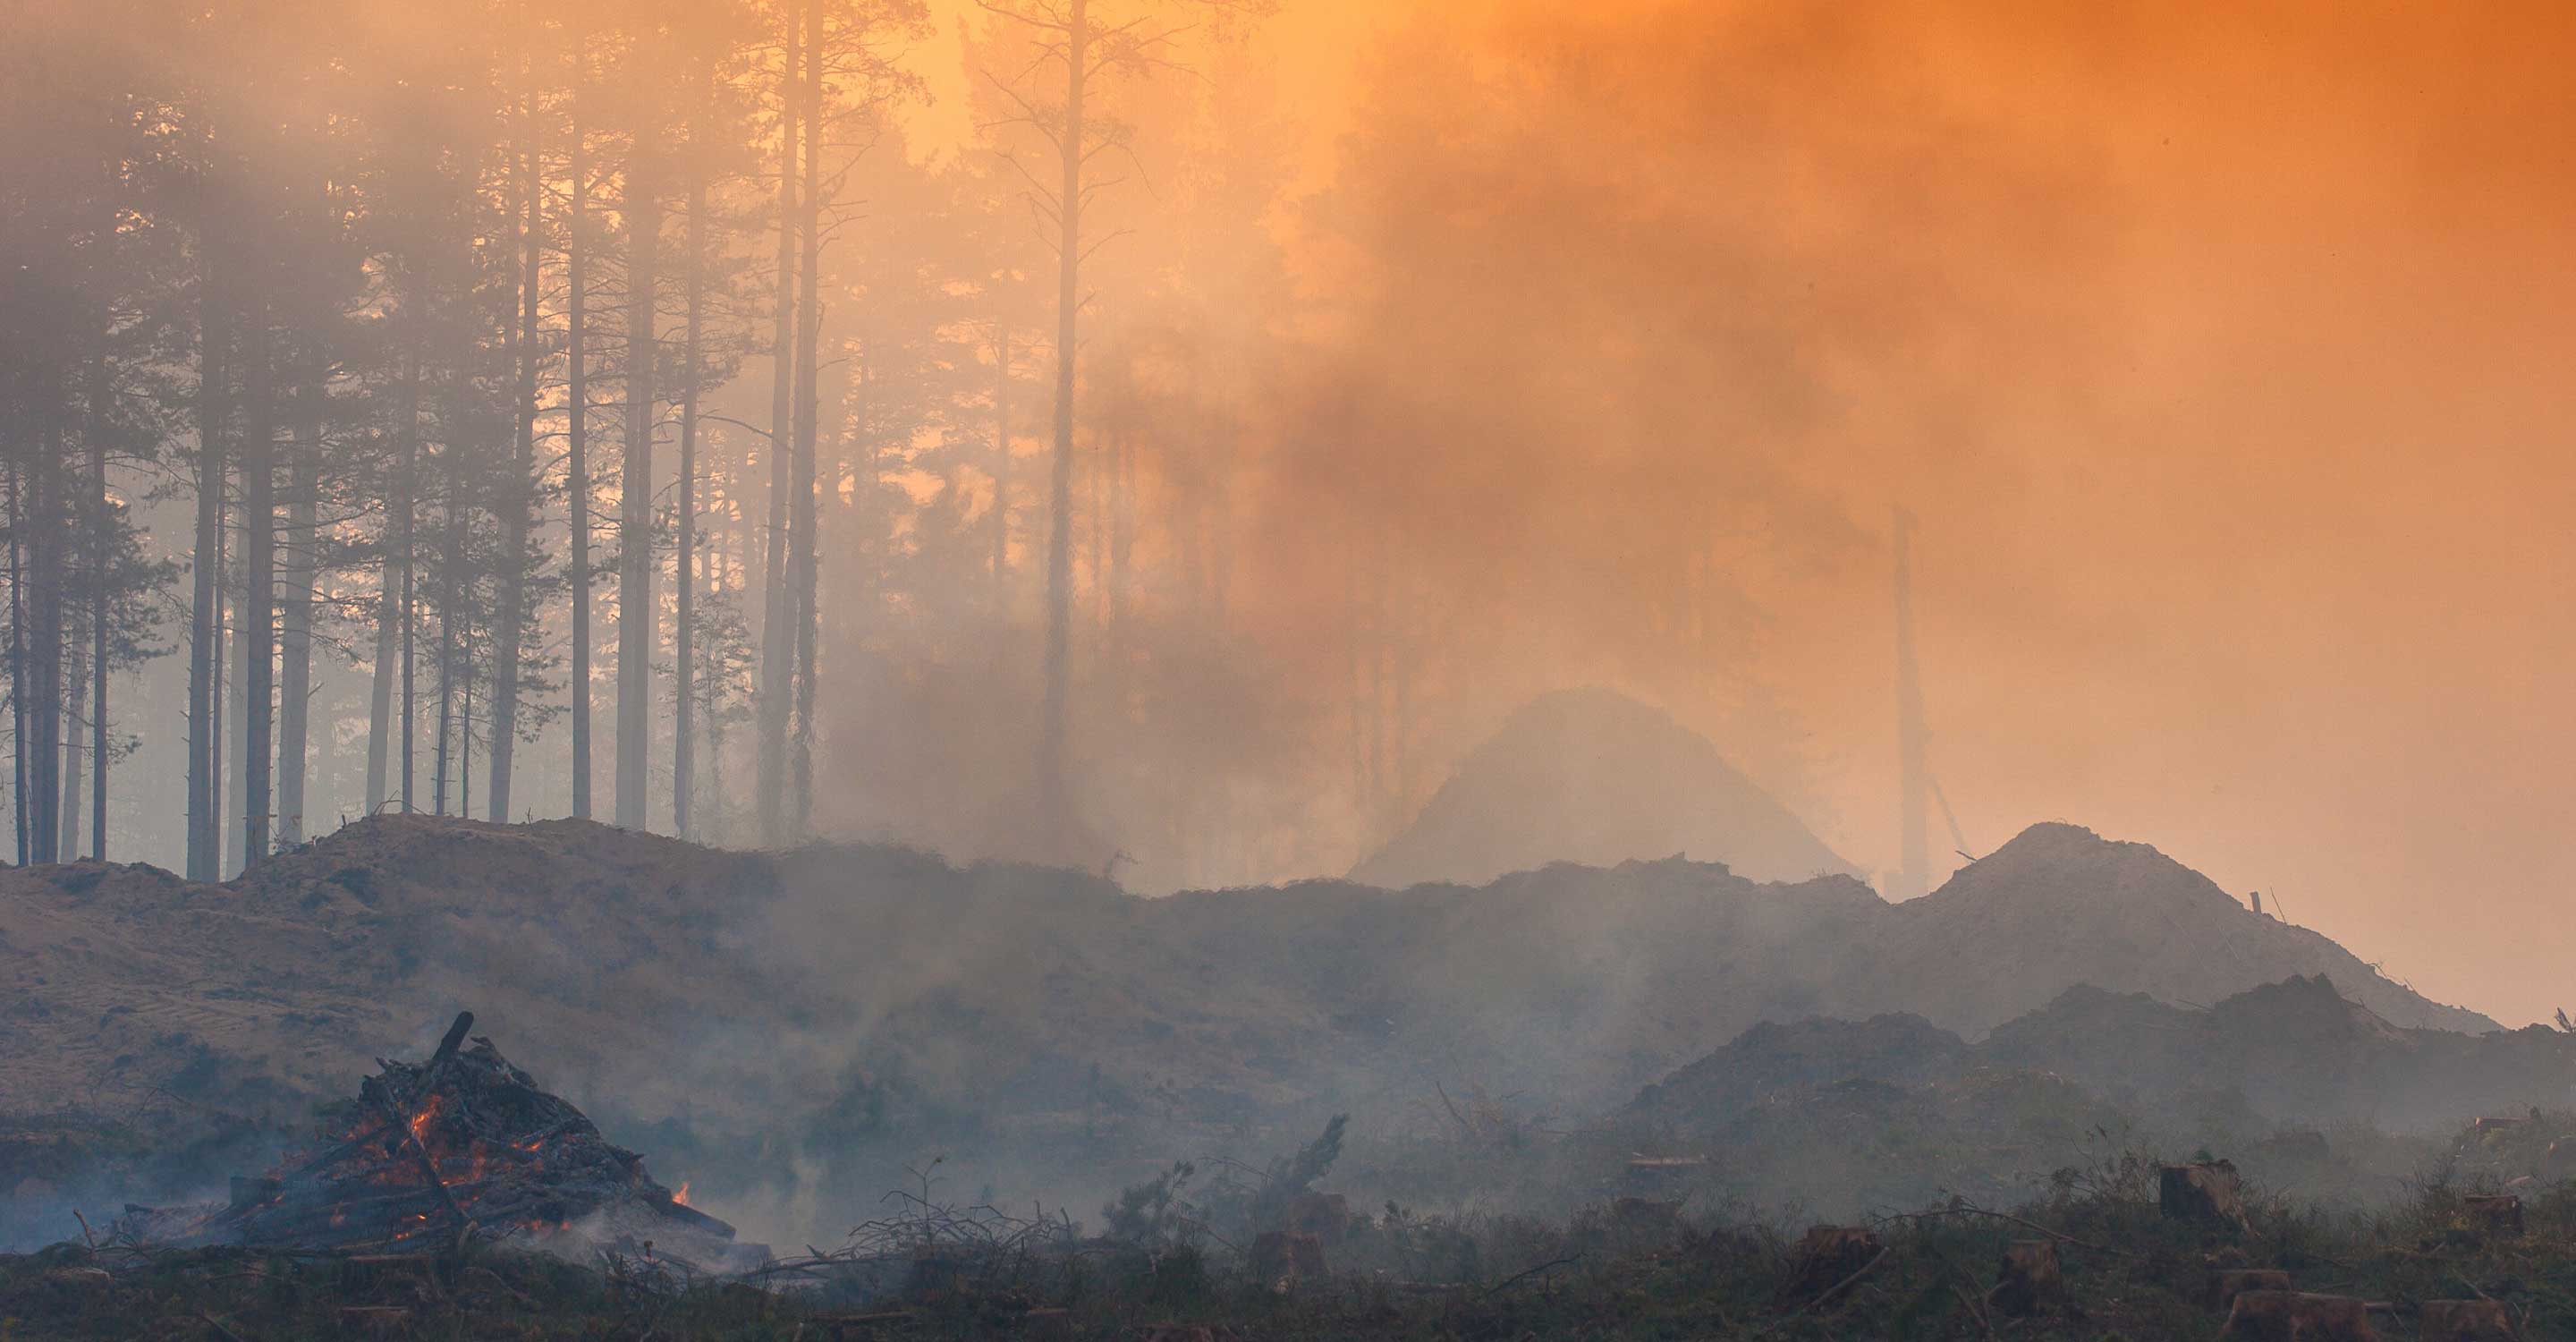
top-left (407, 1094), bottom-right (442, 1144)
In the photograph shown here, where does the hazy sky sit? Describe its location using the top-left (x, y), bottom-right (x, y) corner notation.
top-left (887, 0), bottom-right (2576, 1026)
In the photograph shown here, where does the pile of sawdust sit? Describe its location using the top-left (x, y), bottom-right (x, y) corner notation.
top-left (1350, 688), bottom-right (1859, 888)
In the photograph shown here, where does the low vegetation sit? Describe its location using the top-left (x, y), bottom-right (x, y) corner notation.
top-left (7, 1118), bottom-right (2572, 1340)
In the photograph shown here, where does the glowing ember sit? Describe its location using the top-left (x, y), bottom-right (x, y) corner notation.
top-left (407, 1093), bottom-right (441, 1143)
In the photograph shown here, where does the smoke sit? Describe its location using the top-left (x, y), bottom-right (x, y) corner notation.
top-left (825, 0), bottom-right (2576, 1025)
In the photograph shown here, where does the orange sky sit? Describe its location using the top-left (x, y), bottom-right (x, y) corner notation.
top-left (888, 1), bottom-right (2576, 1027)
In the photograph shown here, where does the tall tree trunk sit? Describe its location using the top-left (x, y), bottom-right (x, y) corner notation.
top-left (433, 438), bottom-right (462, 817)
top-left (87, 358), bottom-right (111, 858)
top-left (490, 72), bottom-right (540, 823)
top-left (400, 458), bottom-right (415, 816)
top-left (757, 0), bottom-right (801, 846)
top-left (788, 0), bottom-right (823, 838)
top-left (1110, 430), bottom-right (1133, 641)
top-left (212, 435), bottom-right (229, 863)
top-left (190, 263), bottom-right (229, 877)
top-left (1038, 0), bottom-right (1089, 842)
top-left (991, 325), bottom-right (1009, 607)
top-left (276, 373), bottom-right (318, 847)
top-left (616, 141), bottom-right (661, 832)
top-left (8, 455), bottom-right (22, 866)
top-left (27, 380), bottom-right (64, 864)
top-left (675, 166), bottom-right (704, 839)
top-left (58, 642), bottom-right (85, 861)
top-left (239, 302), bottom-right (275, 868)
top-left (368, 341), bottom-right (419, 814)
top-left (568, 70), bottom-right (594, 820)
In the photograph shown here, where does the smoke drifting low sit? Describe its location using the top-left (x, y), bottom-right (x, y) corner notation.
top-left (821, 0), bottom-right (2576, 1026)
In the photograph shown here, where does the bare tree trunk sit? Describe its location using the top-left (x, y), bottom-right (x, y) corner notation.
top-left (6, 455), bottom-right (25, 868)
top-left (490, 70), bottom-right (540, 823)
top-left (88, 358), bottom-right (111, 858)
top-left (368, 341), bottom-right (419, 815)
top-left (616, 137), bottom-right (661, 832)
top-left (190, 265), bottom-right (228, 877)
top-left (399, 463), bottom-right (415, 816)
top-left (756, 0), bottom-right (800, 846)
top-left (787, 0), bottom-right (822, 839)
top-left (58, 642), bottom-right (84, 861)
top-left (675, 166), bottom-right (704, 839)
top-left (239, 302), bottom-right (275, 868)
top-left (991, 326), bottom-right (1009, 607)
top-left (1037, 0), bottom-right (1089, 842)
top-left (433, 439), bottom-right (462, 817)
top-left (276, 373), bottom-right (318, 846)
top-left (567, 64), bottom-right (594, 820)
top-left (30, 380), bottom-right (65, 866)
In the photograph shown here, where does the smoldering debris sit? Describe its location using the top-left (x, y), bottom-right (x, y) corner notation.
top-left (121, 1013), bottom-right (760, 1274)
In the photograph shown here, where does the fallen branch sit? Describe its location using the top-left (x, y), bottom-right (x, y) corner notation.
top-left (1759, 1246), bottom-right (1891, 1335)
top-left (1483, 1254), bottom-right (1580, 1297)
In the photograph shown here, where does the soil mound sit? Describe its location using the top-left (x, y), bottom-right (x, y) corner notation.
top-left (1642, 975), bottom-right (2573, 1138)
top-left (1856, 823), bottom-right (2497, 1034)
top-left (0, 812), bottom-right (2512, 1243)
top-left (1350, 688), bottom-right (1857, 888)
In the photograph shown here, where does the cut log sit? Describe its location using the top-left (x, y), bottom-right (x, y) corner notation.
top-left (2419, 1299), bottom-right (2518, 1342)
top-left (2208, 1269), bottom-right (2295, 1311)
top-left (423, 1011), bottom-right (475, 1080)
top-left (2219, 1291), bottom-right (2378, 1342)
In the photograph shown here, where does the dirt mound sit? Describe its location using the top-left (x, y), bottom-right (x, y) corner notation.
top-left (1854, 823), bottom-right (2498, 1034)
top-left (1642, 976), bottom-right (2576, 1140)
top-left (0, 812), bottom-right (2516, 1245)
top-left (1983, 974), bottom-right (2568, 1129)
top-left (1631, 1014), bottom-right (1973, 1116)
top-left (1350, 688), bottom-right (1857, 888)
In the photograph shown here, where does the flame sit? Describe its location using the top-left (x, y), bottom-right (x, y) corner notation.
top-left (673, 1180), bottom-right (691, 1207)
top-left (407, 1094), bottom-right (443, 1145)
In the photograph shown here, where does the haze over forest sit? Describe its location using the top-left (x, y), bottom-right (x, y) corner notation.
top-left (4, 0), bottom-right (2574, 1027)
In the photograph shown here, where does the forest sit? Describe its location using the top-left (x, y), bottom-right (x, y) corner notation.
top-left (0, 0), bottom-right (1353, 880)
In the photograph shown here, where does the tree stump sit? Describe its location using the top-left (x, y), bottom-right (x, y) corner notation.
top-left (2207, 1269), bottom-right (2295, 1312)
top-left (1284, 1192), bottom-right (1351, 1244)
top-left (2162, 1160), bottom-right (2250, 1229)
top-left (1611, 1196), bottom-right (1683, 1239)
top-left (1779, 1225), bottom-right (1882, 1300)
top-left (2419, 1299), bottom-right (2517, 1342)
top-left (2461, 1194), bottom-right (2524, 1238)
top-left (1250, 1230), bottom-right (1326, 1284)
top-left (2218, 1291), bottom-right (2379, 1342)
top-left (1987, 1239), bottom-right (2062, 1317)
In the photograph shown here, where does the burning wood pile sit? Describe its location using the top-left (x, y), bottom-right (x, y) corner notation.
top-left (125, 1013), bottom-right (758, 1272)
